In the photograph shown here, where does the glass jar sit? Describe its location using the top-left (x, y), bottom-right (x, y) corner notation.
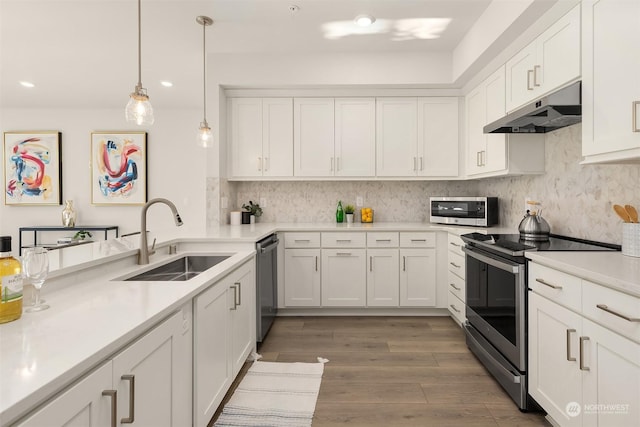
top-left (361, 208), bottom-right (374, 223)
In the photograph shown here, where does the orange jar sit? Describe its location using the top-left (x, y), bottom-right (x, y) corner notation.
top-left (361, 208), bottom-right (374, 223)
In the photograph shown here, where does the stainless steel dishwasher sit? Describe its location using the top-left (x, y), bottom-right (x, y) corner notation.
top-left (256, 234), bottom-right (279, 342)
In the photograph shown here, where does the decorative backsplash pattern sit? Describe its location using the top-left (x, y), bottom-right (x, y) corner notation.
top-left (215, 124), bottom-right (639, 245)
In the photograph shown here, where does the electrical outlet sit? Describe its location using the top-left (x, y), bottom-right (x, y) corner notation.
top-left (260, 197), bottom-right (267, 208)
top-left (356, 196), bottom-right (364, 207)
top-left (221, 197), bottom-right (228, 209)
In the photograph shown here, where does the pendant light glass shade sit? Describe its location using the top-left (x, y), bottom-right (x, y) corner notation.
top-left (126, 0), bottom-right (154, 126)
top-left (196, 15), bottom-right (213, 147)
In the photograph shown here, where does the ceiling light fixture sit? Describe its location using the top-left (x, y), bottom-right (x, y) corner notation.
top-left (125, 0), bottom-right (154, 126)
top-left (19, 81), bottom-right (35, 88)
top-left (196, 15), bottom-right (213, 148)
top-left (160, 81), bottom-right (173, 87)
top-left (355, 14), bottom-right (375, 27)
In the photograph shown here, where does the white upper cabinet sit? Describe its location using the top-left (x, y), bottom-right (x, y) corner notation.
top-left (582, 0), bottom-right (640, 163)
top-left (294, 98), bottom-right (335, 176)
top-left (376, 98), bottom-right (418, 176)
top-left (466, 65), bottom-right (545, 178)
top-left (334, 98), bottom-right (376, 176)
top-left (229, 98), bottom-right (293, 178)
top-left (418, 97), bottom-right (459, 177)
top-left (377, 97), bottom-right (460, 178)
top-left (505, 4), bottom-right (581, 112)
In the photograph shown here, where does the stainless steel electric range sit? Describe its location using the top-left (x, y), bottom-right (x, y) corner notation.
top-left (459, 233), bottom-right (620, 411)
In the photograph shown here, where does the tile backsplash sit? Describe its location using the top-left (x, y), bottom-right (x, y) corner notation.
top-left (219, 124), bottom-right (639, 245)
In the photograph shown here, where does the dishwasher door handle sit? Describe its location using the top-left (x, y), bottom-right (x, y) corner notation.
top-left (258, 239), bottom-right (279, 253)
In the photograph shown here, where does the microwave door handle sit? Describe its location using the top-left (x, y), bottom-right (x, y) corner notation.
top-left (462, 246), bottom-right (520, 274)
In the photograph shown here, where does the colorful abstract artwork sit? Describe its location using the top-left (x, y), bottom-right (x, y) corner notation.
top-left (4, 131), bottom-right (62, 205)
top-left (91, 132), bottom-right (147, 205)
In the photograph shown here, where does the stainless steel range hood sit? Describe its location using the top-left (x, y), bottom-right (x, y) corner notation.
top-left (484, 81), bottom-right (581, 134)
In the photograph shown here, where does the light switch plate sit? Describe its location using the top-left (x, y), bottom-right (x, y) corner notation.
top-left (221, 197), bottom-right (228, 209)
top-left (260, 197), bottom-right (267, 208)
top-left (356, 196), bottom-right (364, 207)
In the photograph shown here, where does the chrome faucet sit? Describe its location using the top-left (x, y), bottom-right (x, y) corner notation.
top-left (138, 198), bottom-right (183, 264)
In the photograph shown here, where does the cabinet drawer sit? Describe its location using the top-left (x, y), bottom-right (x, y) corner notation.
top-left (528, 262), bottom-right (581, 312)
top-left (448, 270), bottom-right (465, 301)
top-left (284, 232), bottom-right (320, 248)
top-left (367, 232), bottom-right (399, 248)
top-left (400, 232), bottom-right (435, 248)
top-left (321, 232), bottom-right (366, 248)
top-left (448, 291), bottom-right (466, 325)
top-left (448, 251), bottom-right (465, 279)
top-left (582, 281), bottom-right (640, 343)
top-left (447, 233), bottom-right (465, 256)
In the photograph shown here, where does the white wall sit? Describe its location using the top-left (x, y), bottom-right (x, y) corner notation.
top-left (0, 107), bottom-right (206, 246)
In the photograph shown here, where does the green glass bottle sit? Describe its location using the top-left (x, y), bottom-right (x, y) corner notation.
top-left (336, 201), bottom-right (344, 223)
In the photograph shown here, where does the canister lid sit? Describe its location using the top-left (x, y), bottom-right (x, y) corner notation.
top-left (0, 236), bottom-right (11, 252)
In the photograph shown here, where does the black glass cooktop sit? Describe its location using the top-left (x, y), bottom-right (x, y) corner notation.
top-left (461, 233), bottom-right (620, 257)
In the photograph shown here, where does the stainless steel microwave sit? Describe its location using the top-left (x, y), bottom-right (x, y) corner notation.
top-left (429, 197), bottom-right (499, 227)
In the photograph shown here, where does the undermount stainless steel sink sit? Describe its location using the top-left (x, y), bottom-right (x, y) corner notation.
top-left (124, 255), bottom-right (231, 281)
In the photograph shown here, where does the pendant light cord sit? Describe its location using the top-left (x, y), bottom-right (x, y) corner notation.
top-left (202, 20), bottom-right (207, 123)
top-left (137, 0), bottom-right (142, 88)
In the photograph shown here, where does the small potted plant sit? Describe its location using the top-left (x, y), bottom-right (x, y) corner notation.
top-left (242, 201), bottom-right (263, 224)
top-left (72, 230), bottom-right (92, 242)
top-left (344, 204), bottom-right (355, 224)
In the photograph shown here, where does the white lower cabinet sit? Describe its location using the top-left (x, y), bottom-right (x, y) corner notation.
top-left (529, 262), bottom-right (640, 427)
top-left (284, 248), bottom-right (321, 307)
top-left (194, 260), bottom-right (255, 427)
top-left (366, 248), bottom-right (399, 307)
top-left (399, 248), bottom-right (436, 307)
top-left (321, 248), bottom-right (367, 307)
top-left (17, 306), bottom-right (192, 427)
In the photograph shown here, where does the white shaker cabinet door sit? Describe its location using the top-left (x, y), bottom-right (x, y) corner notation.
top-left (334, 98), bottom-right (376, 177)
top-left (582, 0), bottom-right (640, 162)
top-left (418, 97), bottom-right (459, 177)
top-left (367, 248), bottom-right (400, 307)
top-left (230, 98), bottom-right (263, 177)
top-left (16, 362), bottom-right (113, 427)
top-left (294, 98), bottom-right (335, 176)
top-left (399, 248), bottom-right (436, 307)
top-left (376, 98), bottom-right (418, 177)
top-left (321, 249), bottom-right (367, 307)
top-left (284, 249), bottom-right (321, 307)
top-left (505, 41), bottom-right (537, 112)
top-left (228, 262), bottom-right (256, 378)
top-left (262, 98), bottom-right (293, 177)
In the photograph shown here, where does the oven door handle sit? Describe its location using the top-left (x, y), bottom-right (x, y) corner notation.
top-left (462, 246), bottom-right (520, 274)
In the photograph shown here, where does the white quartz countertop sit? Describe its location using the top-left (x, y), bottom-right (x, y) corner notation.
top-left (526, 251), bottom-right (640, 297)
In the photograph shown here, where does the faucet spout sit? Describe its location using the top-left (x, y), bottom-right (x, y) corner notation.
top-left (138, 198), bottom-right (184, 265)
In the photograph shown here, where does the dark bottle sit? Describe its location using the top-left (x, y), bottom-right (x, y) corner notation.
top-left (336, 201), bottom-right (344, 223)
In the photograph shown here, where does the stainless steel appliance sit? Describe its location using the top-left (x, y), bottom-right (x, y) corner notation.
top-left (256, 234), bottom-right (279, 342)
top-left (430, 197), bottom-right (499, 227)
top-left (460, 232), bottom-right (619, 411)
top-left (483, 81), bottom-right (581, 134)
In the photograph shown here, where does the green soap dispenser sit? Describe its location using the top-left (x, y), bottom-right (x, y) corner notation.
top-left (336, 201), bottom-right (344, 223)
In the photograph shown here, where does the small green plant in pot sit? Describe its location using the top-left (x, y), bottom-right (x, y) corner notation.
top-left (73, 230), bottom-right (92, 241)
top-left (242, 201), bottom-right (263, 223)
top-left (344, 204), bottom-right (355, 223)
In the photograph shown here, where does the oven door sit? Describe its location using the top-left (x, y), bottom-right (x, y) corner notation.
top-left (462, 245), bottom-right (526, 371)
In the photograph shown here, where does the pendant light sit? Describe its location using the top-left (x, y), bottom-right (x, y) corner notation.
top-left (125, 0), bottom-right (154, 126)
top-left (196, 15), bottom-right (213, 147)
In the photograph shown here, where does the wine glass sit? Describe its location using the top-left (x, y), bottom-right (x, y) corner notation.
top-left (23, 247), bottom-right (50, 312)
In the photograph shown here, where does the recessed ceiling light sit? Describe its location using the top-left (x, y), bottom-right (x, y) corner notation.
top-left (355, 14), bottom-right (375, 27)
top-left (19, 81), bottom-right (35, 88)
top-left (160, 81), bottom-right (173, 87)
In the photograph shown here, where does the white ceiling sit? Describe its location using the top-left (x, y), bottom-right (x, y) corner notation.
top-left (0, 0), bottom-right (552, 109)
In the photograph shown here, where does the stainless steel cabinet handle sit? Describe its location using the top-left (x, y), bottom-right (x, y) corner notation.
top-left (258, 157), bottom-right (262, 171)
top-left (527, 69), bottom-right (534, 90)
top-left (411, 239), bottom-right (427, 242)
top-left (533, 65), bottom-right (541, 87)
top-left (579, 336), bottom-right (590, 371)
top-left (294, 239), bottom-right (310, 242)
top-left (315, 256), bottom-right (318, 271)
top-left (449, 304), bottom-right (461, 313)
top-left (476, 151), bottom-right (482, 167)
top-left (403, 256), bottom-right (406, 271)
top-left (336, 239), bottom-right (352, 242)
top-left (413, 157), bottom-right (417, 171)
top-left (230, 285), bottom-right (238, 310)
top-left (331, 157), bottom-right (334, 171)
top-left (102, 390), bottom-right (117, 427)
top-left (121, 374), bottom-right (135, 424)
top-left (566, 329), bottom-right (576, 362)
top-left (482, 151), bottom-right (486, 166)
top-left (336, 252), bottom-right (352, 256)
top-left (419, 157), bottom-right (424, 171)
top-left (449, 283), bottom-right (461, 291)
top-left (337, 157), bottom-right (340, 171)
top-left (633, 101), bottom-right (639, 132)
top-left (370, 256), bottom-right (373, 272)
top-left (450, 242), bottom-right (460, 247)
top-left (449, 262), bottom-right (461, 268)
top-left (596, 304), bottom-right (640, 322)
top-left (535, 278), bottom-right (563, 290)
top-left (376, 239), bottom-right (392, 242)
top-left (235, 282), bottom-right (242, 306)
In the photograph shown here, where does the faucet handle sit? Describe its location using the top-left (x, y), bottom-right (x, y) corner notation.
top-left (149, 238), bottom-right (157, 256)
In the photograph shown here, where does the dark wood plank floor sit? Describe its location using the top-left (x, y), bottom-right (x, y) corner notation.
top-left (213, 316), bottom-right (551, 427)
